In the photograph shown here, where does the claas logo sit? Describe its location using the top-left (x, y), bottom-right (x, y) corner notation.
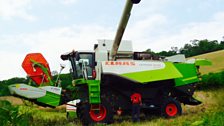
top-left (105, 61), bottom-right (135, 66)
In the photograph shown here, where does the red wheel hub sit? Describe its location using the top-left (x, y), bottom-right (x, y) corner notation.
top-left (165, 103), bottom-right (178, 117)
top-left (89, 105), bottom-right (107, 122)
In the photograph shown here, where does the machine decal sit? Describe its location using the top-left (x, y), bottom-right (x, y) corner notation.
top-left (102, 61), bottom-right (165, 74)
top-left (8, 84), bottom-right (46, 99)
top-left (105, 61), bottom-right (136, 66)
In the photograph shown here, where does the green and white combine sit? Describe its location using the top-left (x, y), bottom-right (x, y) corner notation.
top-left (8, 0), bottom-right (211, 125)
top-left (60, 0), bottom-right (211, 125)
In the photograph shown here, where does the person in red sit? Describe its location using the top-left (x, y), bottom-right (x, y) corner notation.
top-left (130, 92), bottom-right (142, 122)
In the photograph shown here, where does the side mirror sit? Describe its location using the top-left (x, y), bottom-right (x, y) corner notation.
top-left (60, 64), bottom-right (66, 70)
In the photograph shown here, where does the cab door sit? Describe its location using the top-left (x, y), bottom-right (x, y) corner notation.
top-left (79, 52), bottom-right (96, 79)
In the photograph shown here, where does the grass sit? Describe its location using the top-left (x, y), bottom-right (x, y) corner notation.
top-left (1, 83), bottom-right (223, 126)
top-left (0, 96), bottom-right (24, 105)
top-left (4, 88), bottom-right (222, 126)
top-left (17, 104), bottom-right (80, 126)
top-left (189, 50), bottom-right (224, 74)
top-left (110, 88), bottom-right (224, 126)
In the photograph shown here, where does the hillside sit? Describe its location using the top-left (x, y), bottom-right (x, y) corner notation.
top-left (189, 50), bottom-right (224, 75)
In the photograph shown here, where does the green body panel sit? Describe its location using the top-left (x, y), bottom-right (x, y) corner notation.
top-left (174, 63), bottom-right (199, 86)
top-left (75, 79), bottom-right (101, 104)
top-left (88, 80), bottom-right (101, 104)
top-left (195, 59), bottom-right (212, 66)
top-left (121, 62), bottom-right (183, 83)
top-left (37, 91), bottom-right (61, 107)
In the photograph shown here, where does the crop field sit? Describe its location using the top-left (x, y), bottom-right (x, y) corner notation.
top-left (189, 50), bottom-right (224, 74)
top-left (1, 88), bottom-right (223, 126)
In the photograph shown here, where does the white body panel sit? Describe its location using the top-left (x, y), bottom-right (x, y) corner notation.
top-left (102, 61), bottom-right (165, 74)
top-left (66, 99), bottom-right (80, 112)
top-left (8, 84), bottom-right (62, 99)
top-left (165, 54), bottom-right (186, 63)
top-left (97, 39), bottom-right (133, 53)
top-left (8, 84), bottom-right (46, 99)
top-left (95, 40), bottom-right (133, 80)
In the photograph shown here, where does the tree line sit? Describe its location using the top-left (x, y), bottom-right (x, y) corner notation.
top-left (146, 39), bottom-right (224, 57)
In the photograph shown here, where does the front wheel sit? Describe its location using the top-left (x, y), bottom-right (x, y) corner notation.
top-left (160, 97), bottom-right (182, 118)
top-left (78, 99), bottom-right (114, 125)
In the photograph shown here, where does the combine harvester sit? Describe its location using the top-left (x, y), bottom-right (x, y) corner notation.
top-left (61, 0), bottom-right (211, 125)
top-left (8, 0), bottom-right (211, 125)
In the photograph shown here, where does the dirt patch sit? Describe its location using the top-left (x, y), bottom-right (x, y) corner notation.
top-left (0, 96), bottom-right (24, 105)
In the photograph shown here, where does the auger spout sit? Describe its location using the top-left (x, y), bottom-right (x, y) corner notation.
top-left (110, 0), bottom-right (141, 60)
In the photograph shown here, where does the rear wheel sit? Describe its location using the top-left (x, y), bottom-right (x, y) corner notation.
top-left (78, 98), bottom-right (114, 125)
top-left (160, 97), bottom-right (182, 118)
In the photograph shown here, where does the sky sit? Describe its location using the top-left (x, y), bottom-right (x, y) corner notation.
top-left (0, 0), bottom-right (224, 80)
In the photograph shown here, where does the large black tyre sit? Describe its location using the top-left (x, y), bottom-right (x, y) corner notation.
top-left (78, 98), bottom-right (114, 125)
top-left (160, 97), bottom-right (182, 118)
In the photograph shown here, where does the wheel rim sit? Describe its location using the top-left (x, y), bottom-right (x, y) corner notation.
top-left (165, 103), bottom-right (178, 117)
top-left (89, 105), bottom-right (107, 122)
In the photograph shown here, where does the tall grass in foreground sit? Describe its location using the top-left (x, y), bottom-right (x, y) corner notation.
top-left (0, 100), bottom-right (30, 126)
top-left (1, 87), bottom-right (224, 126)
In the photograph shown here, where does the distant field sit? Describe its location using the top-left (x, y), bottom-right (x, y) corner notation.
top-left (189, 50), bottom-right (224, 74)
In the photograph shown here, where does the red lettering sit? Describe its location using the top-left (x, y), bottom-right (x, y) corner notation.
top-left (111, 61), bottom-right (115, 65)
top-left (20, 88), bottom-right (28, 90)
top-left (105, 61), bottom-right (110, 65)
top-left (125, 62), bottom-right (130, 65)
top-left (105, 61), bottom-right (136, 66)
top-left (115, 62), bottom-right (122, 65)
top-left (130, 62), bottom-right (135, 66)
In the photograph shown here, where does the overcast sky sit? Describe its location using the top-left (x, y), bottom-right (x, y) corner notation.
top-left (0, 0), bottom-right (224, 80)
